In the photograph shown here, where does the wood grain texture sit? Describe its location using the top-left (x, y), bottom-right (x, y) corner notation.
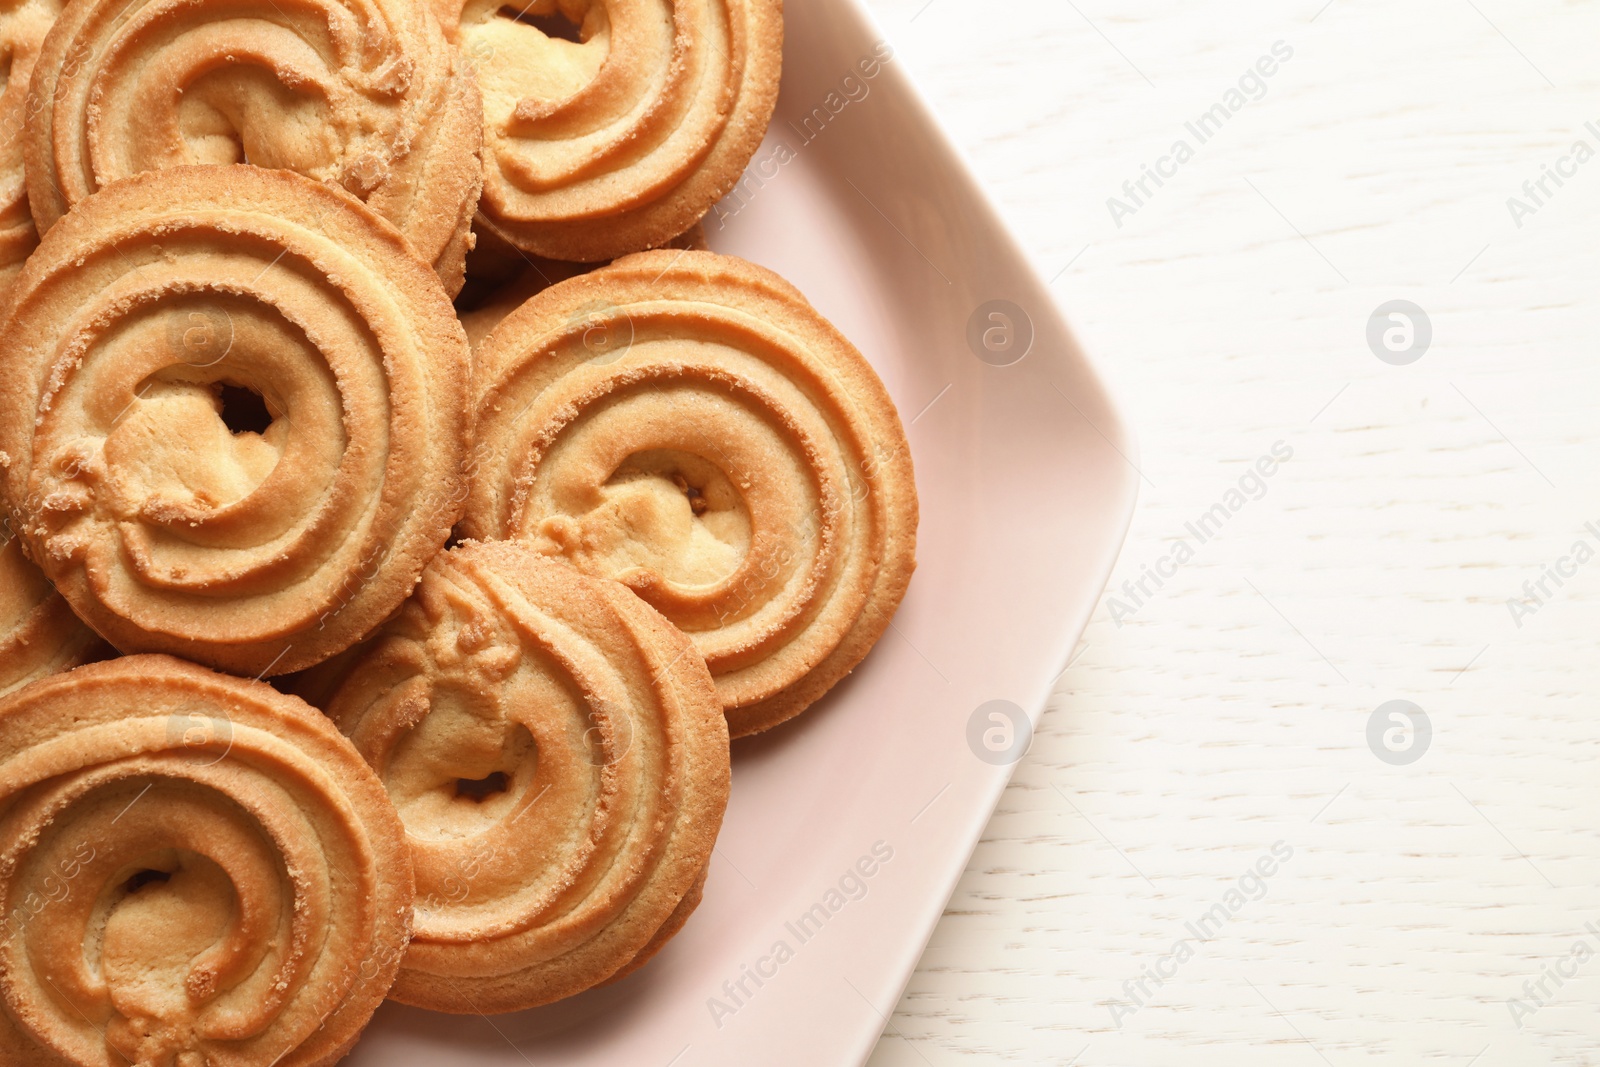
top-left (860, 1), bottom-right (1600, 1063)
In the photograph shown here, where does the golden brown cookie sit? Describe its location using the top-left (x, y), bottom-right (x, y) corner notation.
top-left (600, 861), bottom-right (708, 987)
top-left (442, 0), bottom-right (781, 262)
top-left (0, 533), bottom-right (101, 699)
top-left (0, 0), bottom-right (62, 298)
top-left (0, 655), bottom-right (414, 1067)
top-left (24, 0), bottom-right (483, 294)
top-left (325, 540), bottom-right (729, 1011)
top-left (463, 250), bottom-right (918, 736)
top-left (0, 165), bottom-right (471, 677)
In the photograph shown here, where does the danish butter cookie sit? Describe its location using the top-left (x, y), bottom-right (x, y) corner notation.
top-left (443, 0), bottom-right (780, 261)
top-left (0, 166), bottom-right (471, 677)
top-left (0, 655), bottom-right (414, 1067)
top-left (464, 250), bottom-right (918, 736)
top-left (25, 0), bottom-right (483, 293)
top-left (326, 540), bottom-right (729, 1011)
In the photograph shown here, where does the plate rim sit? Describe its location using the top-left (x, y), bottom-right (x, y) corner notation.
top-left (820, 1), bottom-right (1142, 1061)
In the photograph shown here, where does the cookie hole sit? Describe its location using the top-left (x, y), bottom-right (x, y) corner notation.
top-left (455, 771), bottom-right (511, 802)
top-left (216, 384), bottom-right (273, 436)
top-left (497, 5), bottom-right (586, 41)
top-left (123, 869), bottom-right (172, 894)
top-left (672, 473), bottom-right (709, 516)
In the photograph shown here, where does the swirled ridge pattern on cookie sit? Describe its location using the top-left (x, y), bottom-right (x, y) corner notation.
top-left (0, 0), bottom-right (62, 296)
top-left (0, 656), bottom-right (413, 1067)
top-left (464, 250), bottom-right (918, 736)
top-left (0, 535), bottom-right (100, 699)
top-left (0, 165), bottom-right (471, 677)
top-left (327, 540), bottom-right (728, 1011)
top-left (24, 0), bottom-right (483, 293)
top-left (442, 0), bottom-right (781, 262)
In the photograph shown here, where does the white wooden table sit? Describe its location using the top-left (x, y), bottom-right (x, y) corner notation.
top-left (859, 1), bottom-right (1600, 1063)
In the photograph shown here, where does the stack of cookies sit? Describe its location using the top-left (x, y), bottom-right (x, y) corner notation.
top-left (0, 0), bottom-right (919, 1062)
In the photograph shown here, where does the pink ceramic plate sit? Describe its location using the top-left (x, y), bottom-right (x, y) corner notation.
top-left (349, 1), bottom-right (1137, 1062)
